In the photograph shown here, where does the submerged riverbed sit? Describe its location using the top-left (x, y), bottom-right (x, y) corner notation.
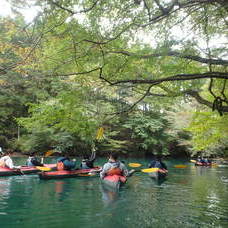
top-left (0, 158), bottom-right (228, 228)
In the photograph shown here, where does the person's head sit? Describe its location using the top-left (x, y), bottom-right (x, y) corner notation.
top-left (109, 153), bottom-right (118, 161)
top-left (5, 149), bottom-right (13, 156)
top-left (30, 152), bottom-right (35, 157)
top-left (156, 155), bottom-right (162, 161)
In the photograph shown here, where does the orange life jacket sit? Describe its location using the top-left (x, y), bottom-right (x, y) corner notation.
top-left (106, 167), bottom-right (122, 176)
top-left (57, 161), bottom-right (65, 171)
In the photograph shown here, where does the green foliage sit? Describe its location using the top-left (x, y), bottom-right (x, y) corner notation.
top-left (123, 112), bottom-right (170, 155)
top-left (186, 112), bottom-right (228, 156)
top-left (17, 87), bottom-right (98, 143)
top-left (0, 1), bottom-right (227, 158)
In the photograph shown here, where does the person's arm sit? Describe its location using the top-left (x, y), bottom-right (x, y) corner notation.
top-left (90, 151), bottom-right (96, 162)
top-left (100, 163), bottom-right (110, 179)
top-left (5, 157), bottom-right (15, 169)
top-left (120, 163), bottom-right (129, 177)
top-left (161, 161), bottom-right (167, 170)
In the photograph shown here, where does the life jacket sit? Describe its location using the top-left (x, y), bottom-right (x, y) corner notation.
top-left (106, 167), bottom-right (123, 176)
top-left (57, 161), bottom-right (65, 171)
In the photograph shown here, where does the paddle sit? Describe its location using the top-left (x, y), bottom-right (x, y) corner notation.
top-left (45, 150), bottom-right (56, 157)
top-left (141, 168), bottom-right (159, 173)
top-left (96, 127), bottom-right (104, 141)
top-left (190, 160), bottom-right (196, 163)
top-left (15, 166), bottom-right (25, 175)
top-left (36, 166), bottom-right (52, 171)
top-left (128, 163), bottom-right (142, 168)
top-left (129, 162), bottom-right (168, 173)
top-left (127, 169), bottom-right (136, 177)
top-left (174, 165), bottom-right (187, 168)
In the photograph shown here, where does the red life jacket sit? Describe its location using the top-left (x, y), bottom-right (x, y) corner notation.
top-left (106, 167), bottom-right (122, 176)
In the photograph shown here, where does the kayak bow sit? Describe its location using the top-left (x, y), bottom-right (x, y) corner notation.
top-left (0, 164), bottom-right (56, 177)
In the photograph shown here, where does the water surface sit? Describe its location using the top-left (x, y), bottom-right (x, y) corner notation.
top-left (0, 158), bottom-right (227, 228)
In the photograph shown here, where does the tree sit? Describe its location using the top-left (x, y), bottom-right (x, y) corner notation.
top-left (1, 0), bottom-right (227, 156)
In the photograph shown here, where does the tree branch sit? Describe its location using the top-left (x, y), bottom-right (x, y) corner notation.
top-left (46, 67), bottom-right (102, 77)
top-left (185, 90), bottom-right (228, 112)
top-left (109, 50), bottom-right (228, 66)
top-left (106, 72), bottom-right (228, 86)
top-left (49, 0), bottom-right (100, 14)
top-left (105, 85), bottom-right (153, 115)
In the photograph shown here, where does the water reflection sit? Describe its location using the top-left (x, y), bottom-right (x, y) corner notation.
top-left (100, 184), bottom-right (119, 206)
top-left (53, 180), bottom-right (75, 202)
top-left (0, 178), bottom-right (11, 200)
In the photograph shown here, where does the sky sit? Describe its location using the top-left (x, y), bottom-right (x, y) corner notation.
top-left (0, 0), bottom-right (38, 22)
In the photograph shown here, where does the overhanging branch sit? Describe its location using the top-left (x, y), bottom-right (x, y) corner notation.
top-left (185, 90), bottom-right (228, 112)
top-left (106, 72), bottom-right (228, 86)
top-left (109, 50), bottom-right (228, 66)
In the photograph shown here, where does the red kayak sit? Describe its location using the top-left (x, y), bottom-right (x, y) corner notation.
top-left (39, 167), bottom-right (101, 180)
top-left (102, 175), bottom-right (127, 190)
top-left (0, 164), bottom-right (56, 176)
top-left (195, 162), bottom-right (212, 166)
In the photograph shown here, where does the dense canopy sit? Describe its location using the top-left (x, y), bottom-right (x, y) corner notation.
top-left (0, 0), bottom-right (227, 157)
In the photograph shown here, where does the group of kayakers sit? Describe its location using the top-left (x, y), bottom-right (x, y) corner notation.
top-left (55, 151), bottom-right (97, 171)
top-left (0, 147), bottom-right (168, 180)
top-left (55, 152), bottom-right (130, 180)
top-left (196, 157), bottom-right (212, 165)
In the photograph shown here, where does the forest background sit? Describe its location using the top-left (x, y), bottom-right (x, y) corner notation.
top-left (0, 0), bottom-right (227, 158)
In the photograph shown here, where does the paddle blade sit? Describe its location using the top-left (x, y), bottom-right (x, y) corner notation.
top-left (190, 160), bottom-right (196, 163)
top-left (128, 163), bottom-right (141, 168)
top-left (174, 165), bottom-right (187, 168)
top-left (96, 127), bottom-right (104, 140)
top-left (36, 166), bottom-right (51, 171)
top-left (141, 168), bottom-right (159, 173)
top-left (45, 150), bottom-right (55, 157)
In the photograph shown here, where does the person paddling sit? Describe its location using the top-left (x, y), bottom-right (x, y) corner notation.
top-left (57, 154), bottom-right (76, 171)
top-left (80, 151), bottom-right (96, 169)
top-left (26, 153), bottom-right (44, 167)
top-left (0, 149), bottom-right (20, 169)
top-left (149, 156), bottom-right (167, 170)
top-left (100, 153), bottom-right (128, 179)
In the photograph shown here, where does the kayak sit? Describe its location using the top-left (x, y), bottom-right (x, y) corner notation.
top-left (101, 175), bottom-right (127, 190)
top-left (195, 162), bottom-right (212, 166)
top-left (148, 169), bottom-right (168, 180)
top-left (39, 167), bottom-right (101, 180)
top-left (0, 164), bottom-right (56, 176)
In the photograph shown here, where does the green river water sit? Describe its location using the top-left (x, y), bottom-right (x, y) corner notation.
top-left (0, 158), bottom-right (228, 228)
